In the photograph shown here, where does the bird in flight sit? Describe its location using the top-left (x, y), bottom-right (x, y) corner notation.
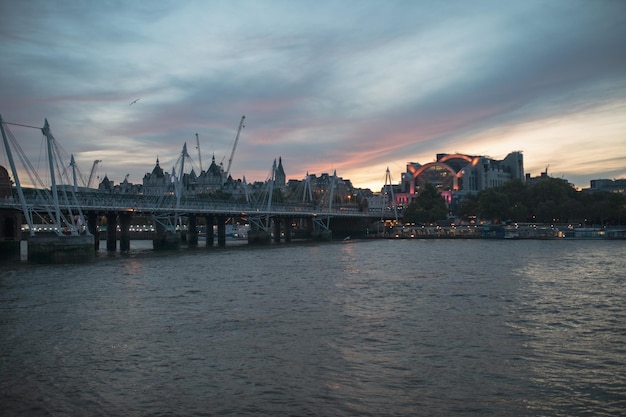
top-left (129, 98), bottom-right (140, 106)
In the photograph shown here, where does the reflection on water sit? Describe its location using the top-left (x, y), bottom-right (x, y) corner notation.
top-left (1, 239), bottom-right (625, 416)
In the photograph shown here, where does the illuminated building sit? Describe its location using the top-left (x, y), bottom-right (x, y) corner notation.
top-left (393, 151), bottom-right (525, 209)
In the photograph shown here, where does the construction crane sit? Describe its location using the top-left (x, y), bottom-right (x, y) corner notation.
top-left (195, 133), bottom-right (203, 172)
top-left (224, 115), bottom-right (245, 182)
top-left (87, 160), bottom-right (102, 188)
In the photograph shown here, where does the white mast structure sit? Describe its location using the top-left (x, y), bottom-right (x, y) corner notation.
top-left (176, 143), bottom-right (190, 210)
top-left (0, 116), bottom-right (90, 238)
top-left (0, 114), bottom-right (34, 235)
top-left (302, 172), bottom-right (313, 203)
top-left (41, 119), bottom-right (88, 235)
top-left (383, 167), bottom-right (399, 224)
top-left (42, 119), bottom-right (62, 229)
top-left (266, 158), bottom-right (276, 226)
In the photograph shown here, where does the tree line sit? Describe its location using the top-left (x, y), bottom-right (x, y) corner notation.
top-left (403, 178), bottom-right (626, 226)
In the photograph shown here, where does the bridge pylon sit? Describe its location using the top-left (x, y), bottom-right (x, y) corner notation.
top-left (1, 116), bottom-right (94, 263)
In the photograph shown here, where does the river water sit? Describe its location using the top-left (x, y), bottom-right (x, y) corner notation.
top-left (1, 239), bottom-right (625, 416)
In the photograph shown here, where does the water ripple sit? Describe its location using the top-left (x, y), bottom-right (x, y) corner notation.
top-left (1, 240), bottom-right (625, 415)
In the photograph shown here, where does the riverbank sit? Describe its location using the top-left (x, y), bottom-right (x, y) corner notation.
top-left (381, 224), bottom-right (626, 240)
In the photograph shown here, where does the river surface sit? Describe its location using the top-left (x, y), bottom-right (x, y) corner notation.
top-left (1, 239), bottom-right (625, 416)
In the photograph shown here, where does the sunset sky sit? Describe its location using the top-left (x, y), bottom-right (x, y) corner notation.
top-left (1, 0), bottom-right (625, 191)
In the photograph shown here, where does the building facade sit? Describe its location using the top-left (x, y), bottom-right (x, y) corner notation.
top-left (392, 151), bottom-right (525, 209)
top-left (587, 178), bottom-right (626, 194)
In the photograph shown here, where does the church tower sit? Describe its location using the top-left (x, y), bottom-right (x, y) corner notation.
top-left (275, 157), bottom-right (286, 188)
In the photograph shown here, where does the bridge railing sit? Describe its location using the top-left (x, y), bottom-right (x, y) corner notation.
top-left (69, 193), bottom-right (375, 217)
top-left (0, 191), bottom-right (388, 218)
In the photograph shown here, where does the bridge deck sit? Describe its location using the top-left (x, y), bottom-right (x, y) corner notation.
top-left (0, 192), bottom-right (398, 219)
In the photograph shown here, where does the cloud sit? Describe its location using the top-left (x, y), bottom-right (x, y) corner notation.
top-left (1, 0), bottom-right (625, 191)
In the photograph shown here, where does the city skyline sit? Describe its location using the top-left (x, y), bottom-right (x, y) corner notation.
top-left (1, 1), bottom-right (625, 191)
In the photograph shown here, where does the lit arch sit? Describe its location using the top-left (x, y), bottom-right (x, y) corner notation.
top-left (435, 154), bottom-right (482, 184)
top-left (407, 161), bottom-right (458, 194)
top-left (438, 154), bottom-right (473, 164)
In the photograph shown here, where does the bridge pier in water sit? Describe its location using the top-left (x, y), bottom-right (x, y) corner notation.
top-left (0, 166), bottom-right (20, 261)
top-left (87, 212), bottom-right (99, 251)
top-left (187, 214), bottom-right (198, 247)
top-left (271, 217), bottom-right (293, 243)
top-left (196, 215), bottom-right (228, 248)
top-left (0, 207), bottom-right (21, 262)
top-left (204, 214), bottom-right (214, 247)
top-left (284, 217), bottom-right (292, 242)
top-left (306, 217), bottom-right (332, 241)
top-left (273, 219), bottom-right (281, 243)
top-left (106, 211), bottom-right (117, 252)
top-left (217, 215), bottom-right (226, 247)
top-left (152, 218), bottom-right (181, 251)
top-left (119, 212), bottom-right (132, 253)
top-left (311, 229), bottom-right (333, 241)
top-left (247, 217), bottom-right (271, 244)
top-left (27, 234), bottom-right (95, 263)
top-left (0, 166), bottom-right (22, 261)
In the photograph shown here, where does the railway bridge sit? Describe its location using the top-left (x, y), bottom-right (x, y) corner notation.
top-left (0, 189), bottom-right (396, 260)
top-left (0, 115), bottom-right (399, 262)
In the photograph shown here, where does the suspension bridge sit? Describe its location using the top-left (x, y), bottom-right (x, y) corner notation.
top-left (0, 116), bottom-right (397, 262)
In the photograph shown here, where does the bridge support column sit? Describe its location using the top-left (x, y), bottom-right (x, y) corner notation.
top-left (106, 211), bottom-right (117, 252)
top-left (247, 216), bottom-right (272, 244)
top-left (205, 215), bottom-right (214, 247)
top-left (119, 211), bottom-right (132, 253)
top-left (87, 212), bottom-right (99, 251)
top-left (0, 166), bottom-right (20, 260)
top-left (27, 234), bottom-right (94, 263)
top-left (152, 217), bottom-right (181, 251)
top-left (284, 217), bottom-right (292, 242)
top-left (0, 208), bottom-right (21, 261)
top-left (188, 214), bottom-right (198, 247)
top-left (273, 218), bottom-right (281, 243)
top-left (312, 229), bottom-right (333, 241)
top-left (217, 215), bottom-right (226, 247)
